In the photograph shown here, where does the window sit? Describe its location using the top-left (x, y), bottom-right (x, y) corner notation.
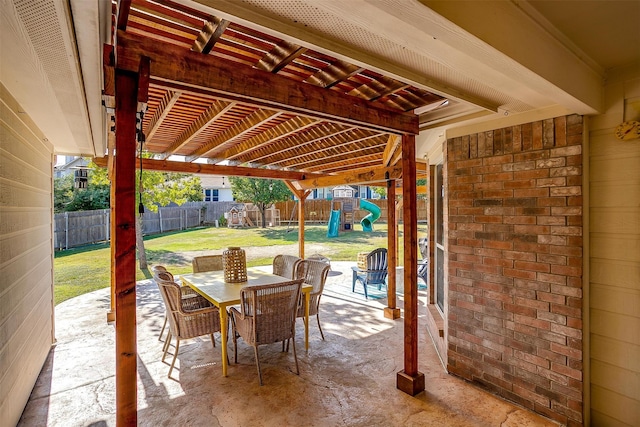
top-left (204, 189), bottom-right (219, 202)
top-left (333, 188), bottom-right (353, 198)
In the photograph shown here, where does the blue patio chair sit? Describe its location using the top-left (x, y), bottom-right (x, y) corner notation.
top-left (351, 248), bottom-right (388, 299)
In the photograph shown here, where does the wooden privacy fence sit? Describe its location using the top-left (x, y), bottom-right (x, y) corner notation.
top-left (274, 199), bottom-right (428, 225)
top-left (54, 202), bottom-right (236, 250)
top-left (54, 209), bottom-right (111, 250)
top-left (54, 199), bottom-right (427, 249)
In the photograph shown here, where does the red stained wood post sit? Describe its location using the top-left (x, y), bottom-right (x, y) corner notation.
top-left (397, 134), bottom-right (425, 395)
top-left (384, 179), bottom-right (400, 319)
top-left (114, 69), bottom-right (138, 425)
top-left (298, 195), bottom-right (306, 258)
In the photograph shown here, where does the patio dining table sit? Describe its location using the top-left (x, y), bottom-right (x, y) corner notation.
top-left (181, 268), bottom-right (312, 377)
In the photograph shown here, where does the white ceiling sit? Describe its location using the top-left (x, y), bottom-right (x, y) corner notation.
top-left (527, 0), bottom-right (640, 71)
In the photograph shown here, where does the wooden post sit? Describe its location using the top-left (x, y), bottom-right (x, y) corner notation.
top-left (114, 69), bottom-right (138, 425)
top-left (396, 134), bottom-right (425, 395)
top-left (298, 197), bottom-right (305, 258)
top-left (284, 182), bottom-right (310, 259)
top-left (384, 179), bottom-right (400, 319)
top-left (107, 167), bottom-right (116, 323)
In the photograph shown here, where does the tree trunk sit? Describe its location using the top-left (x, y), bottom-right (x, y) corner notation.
top-left (136, 215), bottom-right (148, 269)
top-left (260, 204), bottom-right (267, 228)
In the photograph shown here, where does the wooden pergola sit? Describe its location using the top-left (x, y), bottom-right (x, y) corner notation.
top-left (104, 1), bottom-right (450, 423)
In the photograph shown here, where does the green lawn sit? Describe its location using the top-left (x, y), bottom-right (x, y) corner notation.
top-left (54, 223), bottom-right (426, 305)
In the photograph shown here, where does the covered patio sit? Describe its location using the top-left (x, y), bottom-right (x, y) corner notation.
top-left (19, 262), bottom-right (556, 427)
top-left (4, 0), bottom-right (639, 425)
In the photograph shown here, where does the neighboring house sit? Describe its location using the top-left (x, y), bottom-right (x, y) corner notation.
top-left (199, 175), bottom-right (233, 202)
top-left (53, 156), bottom-right (89, 179)
top-left (312, 185), bottom-right (376, 200)
top-left (1, 2), bottom-right (639, 427)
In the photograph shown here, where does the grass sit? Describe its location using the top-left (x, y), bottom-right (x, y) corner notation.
top-left (54, 223), bottom-right (426, 305)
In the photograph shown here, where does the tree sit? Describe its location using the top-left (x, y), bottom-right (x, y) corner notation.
top-left (370, 185), bottom-right (387, 199)
top-left (133, 164), bottom-right (203, 269)
top-left (54, 174), bottom-right (75, 213)
top-left (53, 160), bottom-right (110, 213)
top-left (229, 177), bottom-right (292, 228)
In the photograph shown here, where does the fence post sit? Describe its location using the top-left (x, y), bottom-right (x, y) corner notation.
top-left (64, 212), bottom-right (69, 250)
top-left (159, 208), bottom-right (163, 233)
top-left (105, 209), bottom-right (109, 242)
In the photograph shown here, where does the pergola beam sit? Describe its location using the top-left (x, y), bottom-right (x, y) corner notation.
top-left (294, 165), bottom-right (402, 190)
top-left (115, 31), bottom-right (418, 135)
top-left (93, 156), bottom-right (319, 182)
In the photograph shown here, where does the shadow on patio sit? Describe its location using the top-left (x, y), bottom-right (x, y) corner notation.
top-left (19, 263), bottom-right (558, 426)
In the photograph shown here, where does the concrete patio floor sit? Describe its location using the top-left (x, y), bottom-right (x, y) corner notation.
top-left (18, 262), bottom-right (559, 427)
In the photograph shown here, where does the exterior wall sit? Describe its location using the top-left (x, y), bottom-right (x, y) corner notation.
top-left (588, 73), bottom-right (640, 426)
top-left (445, 115), bottom-right (584, 426)
top-left (0, 85), bottom-right (55, 424)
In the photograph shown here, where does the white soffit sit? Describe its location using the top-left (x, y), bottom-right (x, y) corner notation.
top-left (69, 0), bottom-right (109, 157)
top-left (185, 0), bottom-right (600, 117)
top-left (0, 0), bottom-right (95, 156)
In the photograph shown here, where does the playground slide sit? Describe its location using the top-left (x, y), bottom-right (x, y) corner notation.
top-left (327, 209), bottom-right (341, 238)
top-left (360, 199), bottom-right (381, 232)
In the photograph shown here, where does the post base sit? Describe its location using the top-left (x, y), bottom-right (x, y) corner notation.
top-left (107, 310), bottom-right (115, 323)
top-left (397, 370), bottom-right (425, 396)
top-left (383, 307), bottom-right (401, 319)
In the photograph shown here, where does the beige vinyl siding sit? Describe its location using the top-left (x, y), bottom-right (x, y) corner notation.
top-left (588, 75), bottom-right (640, 427)
top-left (0, 84), bottom-right (55, 426)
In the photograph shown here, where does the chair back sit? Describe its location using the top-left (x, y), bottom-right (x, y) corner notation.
top-left (192, 255), bottom-right (223, 273)
top-left (155, 276), bottom-right (182, 333)
top-left (418, 237), bottom-right (428, 259)
top-left (365, 248), bottom-right (388, 285)
top-left (152, 265), bottom-right (172, 280)
top-left (272, 254), bottom-right (303, 279)
top-left (298, 259), bottom-right (330, 316)
top-left (239, 279), bottom-right (303, 345)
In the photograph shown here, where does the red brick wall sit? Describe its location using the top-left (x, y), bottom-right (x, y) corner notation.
top-left (445, 115), bottom-right (583, 426)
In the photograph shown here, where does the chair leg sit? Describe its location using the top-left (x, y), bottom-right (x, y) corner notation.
top-left (210, 333), bottom-right (216, 348)
top-left (316, 313), bottom-right (325, 340)
top-left (162, 331), bottom-right (172, 362)
top-left (291, 332), bottom-right (300, 376)
top-left (360, 279), bottom-right (368, 299)
top-left (232, 318), bottom-right (238, 364)
top-left (159, 315), bottom-right (168, 341)
top-left (254, 346), bottom-right (263, 386)
top-left (168, 339), bottom-right (180, 378)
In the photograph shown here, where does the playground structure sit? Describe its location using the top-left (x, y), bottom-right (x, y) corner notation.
top-left (224, 204), bottom-right (280, 227)
top-left (327, 198), bottom-right (380, 237)
top-left (359, 199), bottom-right (381, 232)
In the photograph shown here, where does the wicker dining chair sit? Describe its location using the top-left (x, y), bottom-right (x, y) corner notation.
top-left (192, 254), bottom-right (224, 273)
top-left (272, 254), bottom-right (303, 279)
top-left (230, 279), bottom-right (304, 385)
top-left (297, 259), bottom-right (331, 340)
top-left (152, 265), bottom-right (174, 342)
top-left (156, 273), bottom-right (222, 378)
